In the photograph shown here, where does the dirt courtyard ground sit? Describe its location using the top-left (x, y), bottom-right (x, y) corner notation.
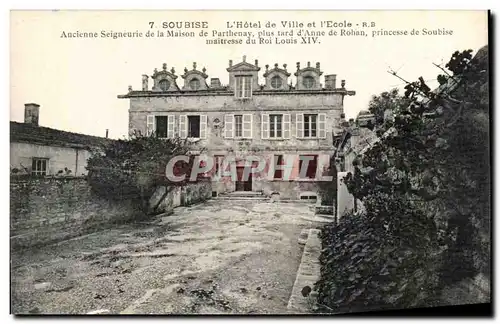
top-left (11, 199), bottom-right (313, 314)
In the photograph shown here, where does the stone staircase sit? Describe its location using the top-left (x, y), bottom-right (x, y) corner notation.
top-left (215, 191), bottom-right (270, 202)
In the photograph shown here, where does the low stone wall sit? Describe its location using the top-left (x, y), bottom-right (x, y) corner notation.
top-left (150, 181), bottom-right (212, 215)
top-left (287, 229), bottom-right (322, 313)
top-left (259, 181), bottom-right (319, 200)
top-left (10, 177), bottom-right (141, 250)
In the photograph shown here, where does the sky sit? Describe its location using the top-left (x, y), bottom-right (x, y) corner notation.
top-left (10, 10), bottom-right (488, 140)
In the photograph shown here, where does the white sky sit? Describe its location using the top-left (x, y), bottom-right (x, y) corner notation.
top-left (10, 10), bottom-right (488, 139)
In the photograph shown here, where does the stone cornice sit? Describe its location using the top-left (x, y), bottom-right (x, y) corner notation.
top-left (118, 89), bottom-right (356, 99)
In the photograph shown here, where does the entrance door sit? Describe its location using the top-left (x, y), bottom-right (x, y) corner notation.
top-left (236, 166), bottom-right (252, 191)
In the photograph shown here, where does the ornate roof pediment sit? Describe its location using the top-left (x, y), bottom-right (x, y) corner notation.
top-left (294, 61), bottom-right (323, 76)
top-left (263, 63), bottom-right (291, 77)
top-left (152, 63), bottom-right (178, 80)
top-left (181, 62), bottom-right (208, 79)
top-left (227, 56), bottom-right (260, 72)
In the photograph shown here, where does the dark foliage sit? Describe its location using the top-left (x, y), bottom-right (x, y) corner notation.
top-left (316, 46), bottom-right (490, 313)
top-left (86, 133), bottom-right (199, 211)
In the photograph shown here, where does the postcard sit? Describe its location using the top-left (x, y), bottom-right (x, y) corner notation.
top-left (10, 10), bottom-right (490, 316)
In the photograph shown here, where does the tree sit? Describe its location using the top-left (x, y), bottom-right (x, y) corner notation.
top-left (368, 88), bottom-right (411, 126)
top-left (316, 46), bottom-right (490, 313)
top-left (317, 157), bottom-right (338, 206)
top-left (86, 132), bottom-right (199, 214)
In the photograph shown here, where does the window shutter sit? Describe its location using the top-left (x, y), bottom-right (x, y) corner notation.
top-left (179, 115), bottom-right (187, 138)
top-left (200, 115), bottom-right (208, 139)
top-left (243, 114), bottom-right (252, 138)
top-left (235, 78), bottom-right (242, 98)
top-left (225, 114), bottom-right (234, 138)
top-left (246, 76), bottom-right (253, 98)
top-left (261, 114), bottom-right (269, 139)
top-left (318, 113), bottom-right (327, 138)
top-left (296, 113), bottom-right (304, 138)
top-left (283, 114), bottom-right (291, 139)
top-left (267, 154), bottom-right (275, 180)
top-left (146, 115), bottom-right (156, 137)
top-left (167, 115), bottom-right (175, 138)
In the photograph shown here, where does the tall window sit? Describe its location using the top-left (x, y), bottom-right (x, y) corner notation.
top-left (155, 116), bottom-right (168, 138)
top-left (304, 114), bottom-right (318, 138)
top-left (234, 115), bottom-right (243, 137)
top-left (270, 114), bottom-right (283, 138)
top-left (188, 116), bottom-right (200, 138)
top-left (214, 155), bottom-right (224, 176)
top-left (273, 155), bottom-right (284, 180)
top-left (299, 155), bottom-right (318, 179)
top-left (235, 75), bottom-right (252, 98)
top-left (32, 158), bottom-right (48, 176)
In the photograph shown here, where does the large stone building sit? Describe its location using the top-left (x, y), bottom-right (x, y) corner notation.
top-left (118, 56), bottom-right (355, 200)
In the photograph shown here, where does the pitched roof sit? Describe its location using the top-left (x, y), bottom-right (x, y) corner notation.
top-left (10, 121), bottom-right (114, 150)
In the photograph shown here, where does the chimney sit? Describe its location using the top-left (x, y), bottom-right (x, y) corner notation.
top-left (142, 74), bottom-right (149, 91)
top-left (106, 129), bottom-right (109, 138)
top-left (229, 60), bottom-right (233, 67)
top-left (24, 103), bottom-right (40, 126)
top-left (210, 78), bottom-right (221, 88)
top-left (255, 59), bottom-right (258, 67)
top-left (324, 74), bottom-right (337, 89)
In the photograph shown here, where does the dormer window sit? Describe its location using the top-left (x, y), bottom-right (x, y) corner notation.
top-left (159, 79), bottom-right (170, 91)
top-left (235, 75), bottom-right (252, 99)
top-left (189, 78), bottom-right (201, 90)
top-left (271, 76), bottom-right (283, 89)
top-left (303, 76), bottom-right (315, 89)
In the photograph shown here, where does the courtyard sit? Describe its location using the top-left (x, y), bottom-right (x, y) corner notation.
top-left (11, 199), bottom-right (313, 314)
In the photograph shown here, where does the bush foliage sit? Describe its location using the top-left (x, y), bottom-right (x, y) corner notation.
top-left (86, 133), bottom-right (198, 211)
top-left (316, 46), bottom-right (490, 313)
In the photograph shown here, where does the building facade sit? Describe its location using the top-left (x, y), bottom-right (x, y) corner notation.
top-left (118, 56), bottom-right (355, 200)
top-left (10, 103), bottom-right (112, 177)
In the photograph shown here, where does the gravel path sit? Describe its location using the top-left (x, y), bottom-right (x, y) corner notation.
top-left (11, 200), bottom-right (313, 314)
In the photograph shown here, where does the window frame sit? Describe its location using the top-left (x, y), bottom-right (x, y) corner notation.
top-left (234, 115), bottom-right (243, 138)
top-left (270, 75), bottom-right (283, 89)
top-left (155, 116), bottom-right (169, 138)
top-left (189, 78), bottom-right (201, 90)
top-left (31, 157), bottom-right (49, 176)
top-left (187, 115), bottom-right (201, 138)
top-left (303, 114), bottom-right (318, 138)
top-left (159, 79), bottom-right (170, 91)
top-left (269, 114), bottom-right (283, 138)
top-left (302, 76), bottom-right (315, 89)
top-left (235, 75), bottom-right (253, 99)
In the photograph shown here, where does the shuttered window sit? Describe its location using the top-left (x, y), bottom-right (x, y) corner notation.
top-left (303, 114), bottom-right (317, 138)
top-left (235, 76), bottom-right (252, 98)
top-left (235, 115), bottom-right (243, 137)
top-left (270, 114), bottom-right (282, 138)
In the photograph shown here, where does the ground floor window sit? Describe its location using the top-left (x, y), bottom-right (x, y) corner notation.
top-left (188, 116), bottom-right (201, 138)
top-left (299, 155), bottom-right (318, 179)
top-left (32, 158), bottom-right (48, 176)
top-left (274, 155), bottom-right (284, 180)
